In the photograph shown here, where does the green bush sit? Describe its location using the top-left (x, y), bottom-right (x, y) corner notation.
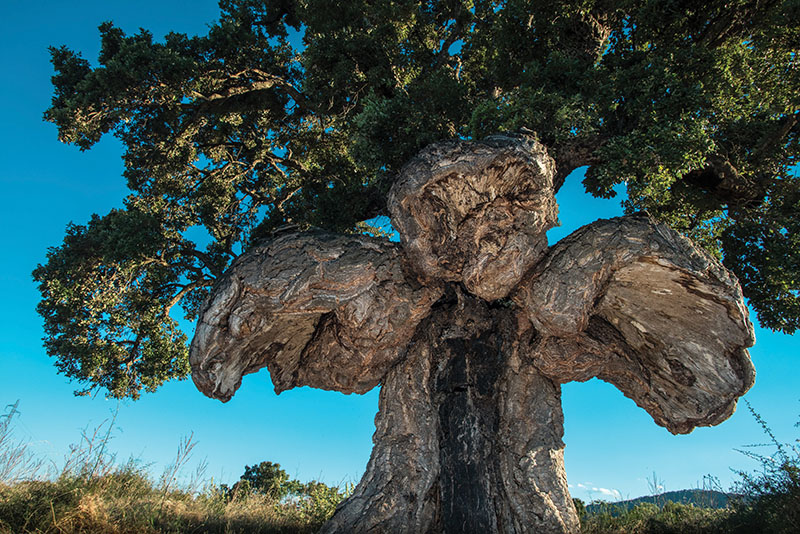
top-left (581, 501), bottom-right (728, 534)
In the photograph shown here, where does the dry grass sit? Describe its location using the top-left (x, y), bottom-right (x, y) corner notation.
top-left (0, 474), bottom-right (334, 533)
top-left (0, 403), bottom-right (345, 534)
top-left (0, 401), bottom-right (44, 484)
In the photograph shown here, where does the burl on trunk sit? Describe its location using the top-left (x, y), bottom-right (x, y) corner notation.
top-left (189, 135), bottom-right (755, 533)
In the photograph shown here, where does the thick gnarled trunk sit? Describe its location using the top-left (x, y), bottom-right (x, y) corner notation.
top-left (190, 136), bottom-right (755, 534)
top-left (321, 289), bottom-right (579, 534)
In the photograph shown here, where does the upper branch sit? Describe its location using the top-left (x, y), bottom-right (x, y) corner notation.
top-left (551, 135), bottom-right (606, 190)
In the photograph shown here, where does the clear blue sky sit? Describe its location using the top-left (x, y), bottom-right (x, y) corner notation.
top-left (1, 1), bottom-right (797, 502)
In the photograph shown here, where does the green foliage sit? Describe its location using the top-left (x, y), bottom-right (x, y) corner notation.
top-left (721, 183), bottom-right (800, 334)
top-left (228, 460), bottom-right (351, 525)
top-left (38, 0), bottom-right (800, 397)
top-left (284, 479), bottom-right (350, 526)
top-left (236, 461), bottom-right (300, 500)
top-left (580, 501), bottom-right (729, 534)
top-left (32, 208), bottom-right (204, 398)
top-left (573, 497), bottom-right (587, 521)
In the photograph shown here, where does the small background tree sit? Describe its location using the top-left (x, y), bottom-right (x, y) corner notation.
top-left (236, 461), bottom-right (302, 500)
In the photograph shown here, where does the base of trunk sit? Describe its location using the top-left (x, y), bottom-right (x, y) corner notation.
top-left (321, 289), bottom-right (579, 533)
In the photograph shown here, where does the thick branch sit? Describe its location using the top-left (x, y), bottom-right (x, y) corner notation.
top-left (189, 232), bottom-right (442, 400)
top-left (754, 110), bottom-right (799, 162)
top-left (680, 111), bottom-right (800, 208)
top-left (188, 69), bottom-right (311, 113)
top-left (513, 214), bottom-right (755, 434)
top-left (683, 155), bottom-right (753, 203)
top-left (163, 280), bottom-right (214, 316)
top-left (180, 247), bottom-right (224, 278)
top-left (551, 135), bottom-right (605, 190)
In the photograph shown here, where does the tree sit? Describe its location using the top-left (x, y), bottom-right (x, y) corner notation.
top-left (33, 0), bottom-right (797, 531)
top-left (226, 460), bottom-right (304, 500)
top-left (239, 461), bottom-right (296, 499)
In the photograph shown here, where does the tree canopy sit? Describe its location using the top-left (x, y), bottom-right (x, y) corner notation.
top-left (35, 0), bottom-right (799, 399)
top-left (234, 461), bottom-right (303, 500)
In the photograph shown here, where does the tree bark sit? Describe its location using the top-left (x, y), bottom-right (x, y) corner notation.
top-left (321, 288), bottom-right (579, 534)
top-left (189, 138), bottom-right (754, 534)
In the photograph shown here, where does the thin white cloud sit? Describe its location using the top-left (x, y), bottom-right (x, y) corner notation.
top-left (594, 487), bottom-right (622, 500)
top-left (572, 483), bottom-right (622, 501)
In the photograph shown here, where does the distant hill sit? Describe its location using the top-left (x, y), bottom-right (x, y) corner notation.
top-left (585, 489), bottom-right (738, 514)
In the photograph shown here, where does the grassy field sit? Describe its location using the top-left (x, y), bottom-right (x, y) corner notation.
top-left (1, 401), bottom-right (797, 533)
top-left (0, 474), bottom-right (341, 534)
top-left (0, 402), bottom-right (346, 533)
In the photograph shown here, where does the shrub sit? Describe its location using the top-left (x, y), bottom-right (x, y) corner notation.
top-left (580, 501), bottom-right (729, 534)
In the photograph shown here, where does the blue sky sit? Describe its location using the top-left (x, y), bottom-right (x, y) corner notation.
top-left (1, 1), bottom-right (797, 502)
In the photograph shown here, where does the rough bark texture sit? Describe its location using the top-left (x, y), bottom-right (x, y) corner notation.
top-left (321, 289), bottom-right (579, 534)
top-left (189, 136), bottom-right (757, 534)
top-left (513, 214), bottom-right (755, 434)
top-left (388, 134), bottom-right (558, 301)
top-left (190, 231), bottom-right (441, 400)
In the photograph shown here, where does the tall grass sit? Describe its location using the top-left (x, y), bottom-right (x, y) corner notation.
top-left (0, 401), bottom-right (43, 484)
top-left (0, 402), bottom-right (348, 534)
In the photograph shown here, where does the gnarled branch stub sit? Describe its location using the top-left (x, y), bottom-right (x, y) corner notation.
top-left (513, 214), bottom-right (755, 434)
top-left (190, 231), bottom-right (441, 400)
top-left (190, 137), bottom-right (754, 430)
top-left (387, 134), bottom-right (558, 300)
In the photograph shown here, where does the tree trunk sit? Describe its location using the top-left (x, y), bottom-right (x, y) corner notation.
top-left (321, 287), bottom-right (579, 534)
top-left (188, 137), bottom-right (755, 533)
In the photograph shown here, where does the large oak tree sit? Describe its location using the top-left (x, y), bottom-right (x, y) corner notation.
top-left (35, 0), bottom-right (797, 411)
top-left (33, 1), bottom-right (798, 531)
